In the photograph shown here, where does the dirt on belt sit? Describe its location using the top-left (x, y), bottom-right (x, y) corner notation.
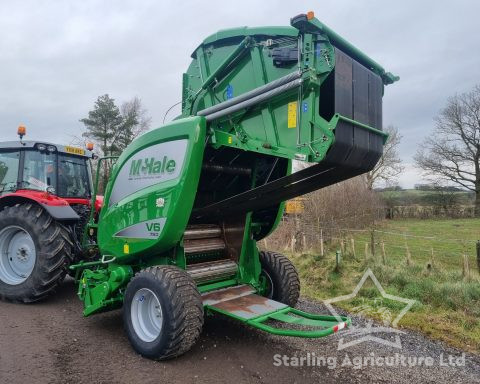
top-left (0, 278), bottom-right (479, 384)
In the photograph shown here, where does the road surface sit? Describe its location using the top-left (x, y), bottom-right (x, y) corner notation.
top-left (0, 278), bottom-right (478, 384)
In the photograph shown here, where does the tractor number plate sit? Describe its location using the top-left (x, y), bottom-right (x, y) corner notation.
top-left (65, 146), bottom-right (85, 155)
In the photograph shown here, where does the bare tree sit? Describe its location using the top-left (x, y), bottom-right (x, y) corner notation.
top-left (303, 176), bottom-right (382, 229)
top-left (415, 85), bottom-right (480, 216)
top-left (365, 125), bottom-right (404, 189)
top-left (421, 181), bottom-right (460, 216)
top-left (265, 176), bottom-right (383, 251)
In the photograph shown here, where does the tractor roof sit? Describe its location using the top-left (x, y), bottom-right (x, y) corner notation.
top-left (0, 140), bottom-right (94, 158)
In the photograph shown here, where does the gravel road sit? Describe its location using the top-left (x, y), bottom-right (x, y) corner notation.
top-left (0, 278), bottom-right (479, 384)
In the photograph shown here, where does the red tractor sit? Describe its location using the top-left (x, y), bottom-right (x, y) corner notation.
top-left (0, 127), bottom-right (100, 302)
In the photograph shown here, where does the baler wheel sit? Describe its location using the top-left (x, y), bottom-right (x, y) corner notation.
top-left (0, 203), bottom-right (73, 302)
top-left (123, 265), bottom-right (204, 360)
top-left (259, 251), bottom-right (300, 307)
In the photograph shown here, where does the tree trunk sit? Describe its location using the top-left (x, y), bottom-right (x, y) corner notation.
top-left (102, 135), bottom-right (108, 194)
top-left (475, 189), bottom-right (480, 217)
top-left (365, 173), bottom-right (373, 190)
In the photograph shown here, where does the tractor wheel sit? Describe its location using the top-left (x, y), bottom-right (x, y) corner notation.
top-left (0, 203), bottom-right (73, 302)
top-left (259, 251), bottom-right (300, 307)
top-left (123, 265), bottom-right (204, 360)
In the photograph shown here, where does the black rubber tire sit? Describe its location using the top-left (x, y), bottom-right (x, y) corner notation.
top-left (123, 265), bottom-right (204, 360)
top-left (259, 251), bottom-right (300, 307)
top-left (0, 203), bottom-right (73, 303)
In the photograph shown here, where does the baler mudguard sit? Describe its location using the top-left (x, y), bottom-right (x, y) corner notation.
top-left (0, 191), bottom-right (80, 221)
top-left (96, 116), bottom-right (206, 260)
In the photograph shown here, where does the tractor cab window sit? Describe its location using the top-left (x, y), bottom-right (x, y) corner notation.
top-left (57, 154), bottom-right (90, 198)
top-left (0, 151), bottom-right (20, 193)
top-left (22, 150), bottom-right (56, 192)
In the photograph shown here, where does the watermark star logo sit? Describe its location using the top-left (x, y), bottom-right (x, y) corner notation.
top-left (323, 268), bottom-right (415, 350)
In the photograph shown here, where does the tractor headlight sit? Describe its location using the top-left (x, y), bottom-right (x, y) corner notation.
top-left (36, 143), bottom-right (47, 151)
top-left (47, 145), bottom-right (57, 153)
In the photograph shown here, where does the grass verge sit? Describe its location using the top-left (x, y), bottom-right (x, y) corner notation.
top-left (286, 218), bottom-right (480, 353)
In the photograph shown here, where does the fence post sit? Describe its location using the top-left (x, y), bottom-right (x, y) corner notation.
top-left (335, 250), bottom-right (341, 272)
top-left (463, 253), bottom-right (470, 280)
top-left (381, 240), bottom-right (386, 265)
top-left (350, 238), bottom-right (356, 259)
top-left (364, 242), bottom-right (369, 261)
top-left (370, 229), bottom-right (376, 258)
top-left (430, 247), bottom-right (435, 269)
top-left (404, 234), bottom-right (412, 266)
top-left (320, 229), bottom-right (324, 257)
top-left (476, 240), bottom-right (480, 273)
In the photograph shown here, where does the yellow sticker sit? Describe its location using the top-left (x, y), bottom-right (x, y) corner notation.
top-left (123, 244), bottom-right (130, 254)
top-left (64, 145), bottom-right (85, 155)
top-left (285, 198), bottom-right (305, 214)
top-left (228, 136), bottom-right (233, 144)
top-left (287, 102), bottom-right (297, 128)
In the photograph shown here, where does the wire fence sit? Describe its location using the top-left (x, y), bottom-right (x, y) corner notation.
top-left (264, 216), bottom-right (480, 278)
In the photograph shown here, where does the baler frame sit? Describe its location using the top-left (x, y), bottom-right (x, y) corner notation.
top-left (67, 11), bottom-right (398, 359)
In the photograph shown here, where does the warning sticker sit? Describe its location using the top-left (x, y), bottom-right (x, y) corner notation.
top-left (287, 101), bottom-right (297, 128)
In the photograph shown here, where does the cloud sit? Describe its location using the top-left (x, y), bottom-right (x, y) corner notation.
top-left (0, 0), bottom-right (478, 189)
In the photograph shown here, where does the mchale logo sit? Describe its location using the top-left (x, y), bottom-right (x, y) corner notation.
top-left (129, 156), bottom-right (176, 177)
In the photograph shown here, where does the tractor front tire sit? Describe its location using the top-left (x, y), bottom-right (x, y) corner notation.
top-left (259, 251), bottom-right (300, 307)
top-left (123, 265), bottom-right (204, 360)
top-left (0, 203), bottom-right (73, 302)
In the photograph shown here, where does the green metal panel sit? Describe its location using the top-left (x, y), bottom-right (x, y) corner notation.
top-left (97, 116), bottom-right (206, 261)
top-left (194, 26), bottom-right (298, 55)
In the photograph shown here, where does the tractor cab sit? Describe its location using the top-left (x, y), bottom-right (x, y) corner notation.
top-left (0, 129), bottom-right (98, 301)
top-left (0, 140), bottom-right (94, 200)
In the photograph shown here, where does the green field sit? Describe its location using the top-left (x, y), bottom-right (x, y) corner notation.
top-left (380, 188), bottom-right (473, 206)
top-left (287, 218), bottom-right (480, 353)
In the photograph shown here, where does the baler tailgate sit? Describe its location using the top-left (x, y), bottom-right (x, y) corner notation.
top-left (202, 285), bottom-right (350, 338)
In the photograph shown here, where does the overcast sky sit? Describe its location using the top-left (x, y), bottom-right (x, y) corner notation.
top-left (0, 0), bottom-right (479, 188)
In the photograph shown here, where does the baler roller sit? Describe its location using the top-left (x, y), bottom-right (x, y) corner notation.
top-left (184, 224), bottom-right (222, 240)
top-left (197, 70), bottom-right (302, 119)
top-left (184, 238), bottom-right (226, 254)
top-left (202, 163), bottom-right (252, 176)
top-left (187, 259), bottom-right (238, 283)
top-left (199, 78), bottom-right (303, 122)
